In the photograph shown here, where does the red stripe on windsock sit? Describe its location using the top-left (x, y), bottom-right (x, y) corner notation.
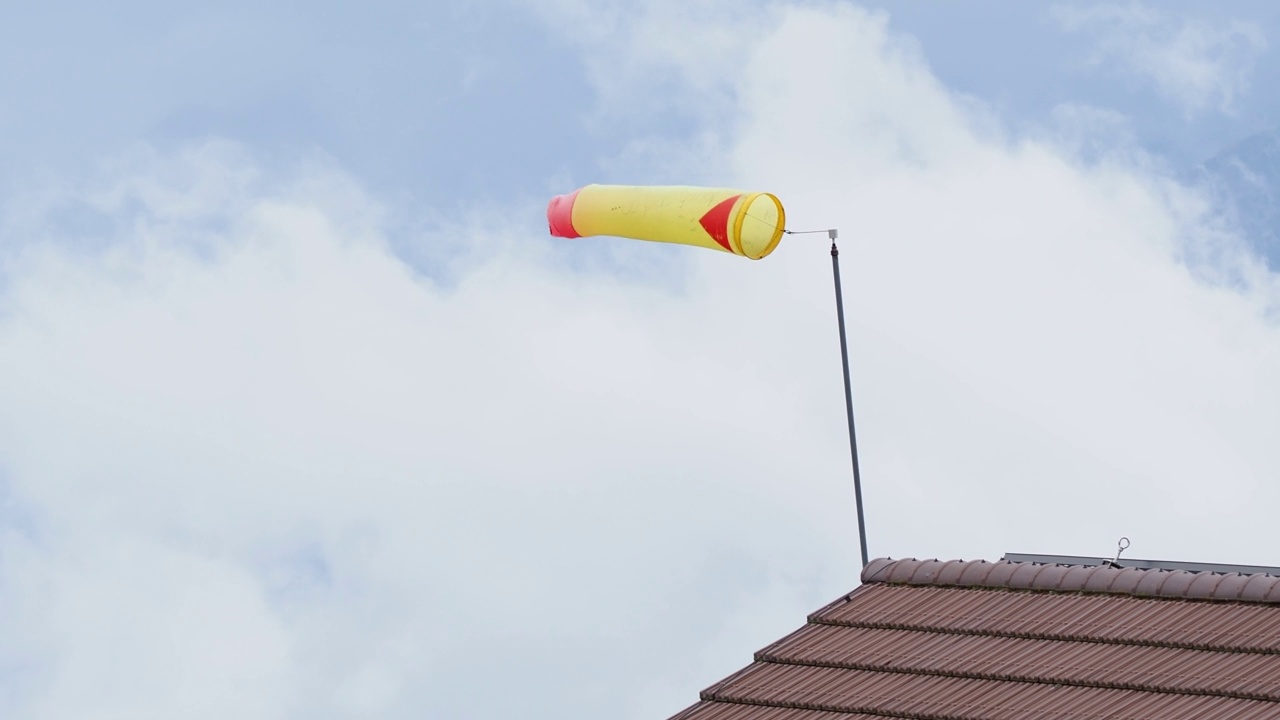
top-left (547, 188), bottom-right (582, 238)
top-left (699, 194), bottom-right (741, 252)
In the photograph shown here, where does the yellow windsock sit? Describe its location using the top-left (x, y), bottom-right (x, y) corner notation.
top-left (547, 185), bottom-right (786, 260)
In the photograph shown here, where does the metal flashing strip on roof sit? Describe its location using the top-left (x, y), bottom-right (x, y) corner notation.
top-left (860, 557), bottom-right (1280, 603)
top-left (1003, 552), bottom-right (1280, 577)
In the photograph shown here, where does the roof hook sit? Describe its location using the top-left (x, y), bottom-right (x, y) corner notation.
top-left (1102, 537), bottom-right (1130, 569)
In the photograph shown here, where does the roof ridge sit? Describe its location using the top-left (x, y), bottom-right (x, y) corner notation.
top-left (861, 558), bottom-right (1280, 603)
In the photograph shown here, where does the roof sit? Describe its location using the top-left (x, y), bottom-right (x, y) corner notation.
top-left (667, 556), bottom-right (1280, 719)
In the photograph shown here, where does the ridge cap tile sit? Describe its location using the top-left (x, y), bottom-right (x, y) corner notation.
top-left (984, 560), bottom-right (1020, 587)
top-left (1239, 574), bottom-right (1276, 602)
top-left (1109, 567), bottom-right (1147, 594)
top-left (1161, 570), bottom-right (1198, 597)
top-left (1007, 561), bottom-right (1045, 590)
top-left (956, 559), bottom-right (995, 586)
top-left (1037, 563), bottom-right (1072, 590)
top-left (1061, 564), bottom-right (1095, 589)
top-left (918, 559), bottom-right (951, 584)
top-left (860, 558), bottom-right (894, 584)
top-left (1215, 573), bottom-right (1252, 600)
top-left (935, 559), bottom-right (970, 584)
top-left (1081, 566), bottom-right (1122, 592)
top-left (1132, 567), bottom-right (1172, 596)
top-left (1186, 572), bottom-right (1224, 599)
top-left (889, 558), bottom-right (928, 584)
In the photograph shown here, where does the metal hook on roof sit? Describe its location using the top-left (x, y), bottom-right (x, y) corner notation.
top-left (1102, 537), bottom-right (1130, 569)
top-left (1116, 537), bottom-right (1131, 560)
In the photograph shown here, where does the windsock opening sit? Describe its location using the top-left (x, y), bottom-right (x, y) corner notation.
top-left (734, 192), bottom-right (786, 260)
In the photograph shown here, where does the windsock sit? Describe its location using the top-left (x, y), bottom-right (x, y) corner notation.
top-left (547, 185), bottom-right (786, 260)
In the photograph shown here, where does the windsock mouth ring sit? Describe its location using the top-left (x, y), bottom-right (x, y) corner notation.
top-left (736, 192), bottom-right (786, 260)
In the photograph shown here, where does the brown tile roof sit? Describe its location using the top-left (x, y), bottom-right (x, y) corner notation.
top-left (668, 557), bottom-right (1280, 719)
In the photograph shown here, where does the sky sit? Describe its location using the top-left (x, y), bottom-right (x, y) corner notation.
top-left (2, 1), bottom-right (1280, 718)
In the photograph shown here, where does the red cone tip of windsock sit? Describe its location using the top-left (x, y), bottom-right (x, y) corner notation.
top-left (698, 194), bottom-right (741, 252)
top-left (547, 189), bottom-right (582, 239)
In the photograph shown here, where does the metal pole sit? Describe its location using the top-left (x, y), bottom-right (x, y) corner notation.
top-left (830, 230), bottom-right (869, 568)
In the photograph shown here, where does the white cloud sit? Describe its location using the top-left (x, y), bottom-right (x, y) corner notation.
top-left (0, 141), bottom-right (853, 718)
top-left (1053, 3), bottom-right (1267, 116)
top-left (3, 3), bottom-right (1280, 719)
